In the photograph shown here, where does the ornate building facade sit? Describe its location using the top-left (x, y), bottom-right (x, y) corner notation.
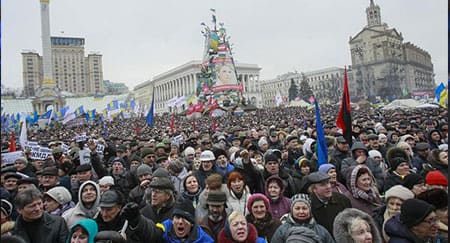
top-left (349, 0), bottom-right (434, 100)
top-left (133, 60), bottom-right (261, 114)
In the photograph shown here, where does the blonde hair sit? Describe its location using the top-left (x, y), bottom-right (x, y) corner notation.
top-left (228, 210), bottom-right (246, 224)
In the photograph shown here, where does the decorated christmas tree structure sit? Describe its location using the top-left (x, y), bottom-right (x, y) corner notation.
top-left (194, 9), bottom-right (243, 113)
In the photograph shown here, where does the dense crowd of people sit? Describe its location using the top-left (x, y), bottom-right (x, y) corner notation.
top-left (0, 104), bottom-right (448, 243)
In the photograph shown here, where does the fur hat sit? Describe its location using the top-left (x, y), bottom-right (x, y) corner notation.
top-left (385, 185), bottom-right (414, 201)
top-left (400, 198), bottom-right (435, 228)
top-left (247, 193), bottom-right (270, 213)
top-left (417, 188), bottom-right (448, 210)
top-left (386, 147), bottom-right (409, 170)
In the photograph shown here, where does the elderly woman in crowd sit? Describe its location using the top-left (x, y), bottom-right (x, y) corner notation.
top-left (218, 211), bottom-right (266, 243)
top-left (333, 208), bottom-right (383, 243)
top-left (264, 175), bottom-right (291, 220)
top-left (371, 185), bottom-right (414, 242)
top-left (271, 194), bottom-right (335, 243)
top-left (344, 165), bottom-right (382, 215)
top-left (245, 194), bottom-right (281, 242)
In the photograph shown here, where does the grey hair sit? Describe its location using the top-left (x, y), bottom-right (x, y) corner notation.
top-left (15, 188), bottom-right (43, 209)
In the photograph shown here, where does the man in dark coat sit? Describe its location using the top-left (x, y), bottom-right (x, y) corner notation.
top-left (12, 188), bottom-right (68, 243)
top-left (308, 171), bottom-right (352, 235)
top-left (95, 190), bottom-right (163, 243)
top-left (140, 177), bottom-right (175, 224)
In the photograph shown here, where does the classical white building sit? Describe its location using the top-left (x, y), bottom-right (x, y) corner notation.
top-left (133, 60), bottom-right (261, 114)
top-left (260, 67), bottom-right (350, 107)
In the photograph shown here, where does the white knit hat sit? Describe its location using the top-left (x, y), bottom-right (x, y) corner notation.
top-left (98, 176), bottom-right (115, 186)
top-left (368, 150), bottom-right (382, 159)
top-left (385, 185), bottom-right (414, 201)
top-left (44, 186), bottom-right (72, 205)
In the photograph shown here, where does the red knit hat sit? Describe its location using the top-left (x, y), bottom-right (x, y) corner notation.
top-left (247, 193), bottom-right (270, 213)
top-left (425, 170), bottom-right (448, 186)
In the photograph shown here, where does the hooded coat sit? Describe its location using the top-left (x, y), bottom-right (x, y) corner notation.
top-left (343, 165), bottom-right (382, 215)
top-left (341, 142), bottom-right (384, 190)
top-left (66, 219), bottom-right (98, 243)
top-left (62, 180), bottom-right (101, 229)
top-left (333, 208), bottom-right (383, 243)
top-left (264, 175), bottom-right (291, 220)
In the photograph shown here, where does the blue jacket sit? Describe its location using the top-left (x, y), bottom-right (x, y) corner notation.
top-left (67, 218), bottom-right (98, 243)
top-left (162, 219), bottom-right (214, 243)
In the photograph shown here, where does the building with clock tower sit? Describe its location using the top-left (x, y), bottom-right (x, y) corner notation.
top-left (349, 0), bottom-right (434, 101)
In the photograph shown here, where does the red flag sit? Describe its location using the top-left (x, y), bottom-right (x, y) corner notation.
top-left (212, 117), bottom-right (217, 131)
top-left (170, 112), bottom-right (175, 133)
top-left (9, 133), bottom-right (16, 152)
top-left (336, 67), bottom-right (353, 146)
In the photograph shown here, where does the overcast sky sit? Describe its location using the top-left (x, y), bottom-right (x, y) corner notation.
top-left (2, 0), bottom-right (447, 90)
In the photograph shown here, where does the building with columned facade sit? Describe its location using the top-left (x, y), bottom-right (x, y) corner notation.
top-left (133, 60), bottom-right (261, 114)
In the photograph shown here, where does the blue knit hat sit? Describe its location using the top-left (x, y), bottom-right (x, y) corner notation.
top-left (318, 164), bottom-right (335, 174)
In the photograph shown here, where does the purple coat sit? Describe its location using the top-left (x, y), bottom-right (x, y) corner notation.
top-left (265, 175), bottom-right (292, 220)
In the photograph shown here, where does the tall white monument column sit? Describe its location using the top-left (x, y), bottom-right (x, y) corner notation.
top-left (40, 0), bottom-right (55, 86)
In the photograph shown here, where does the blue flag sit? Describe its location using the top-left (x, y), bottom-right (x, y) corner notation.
top-left (146, 91), bottom-right (155, 128)
top-left (435, 82), bottom-right (445, 102)
top-left (314, 99), bottom-right (328, 167)
top-left (74, 106), bottom-right (85, 117)
top-left (38, 110), bottom-right (52, 120)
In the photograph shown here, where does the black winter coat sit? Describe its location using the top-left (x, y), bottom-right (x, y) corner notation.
top-left (13, 212), bottom-right (68, 243)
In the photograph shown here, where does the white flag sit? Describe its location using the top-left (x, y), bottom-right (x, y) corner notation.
top-left (19, 116), bottom-right (28, 149)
